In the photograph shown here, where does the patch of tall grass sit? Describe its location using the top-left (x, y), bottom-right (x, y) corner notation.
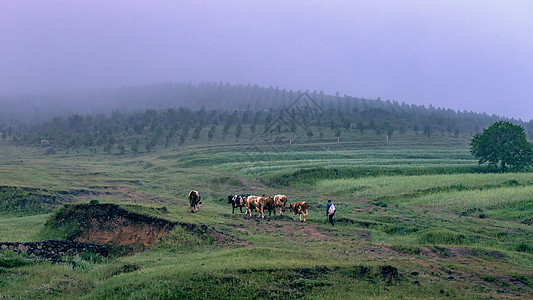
top-left (0, 214), bottom-right (49, 242)
top-left (316, 173), bottom-right (533, 200)
top-left (418, 229), bottom-right (466, 245)
top-left (406, 185), bottom-right (533, 212)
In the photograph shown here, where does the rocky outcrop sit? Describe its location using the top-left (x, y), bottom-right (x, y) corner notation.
top-left (0, 240), bottom-right (109, 259)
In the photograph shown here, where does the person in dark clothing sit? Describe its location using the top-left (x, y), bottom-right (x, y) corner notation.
top-left (326, 199), bottom-right (335, 226)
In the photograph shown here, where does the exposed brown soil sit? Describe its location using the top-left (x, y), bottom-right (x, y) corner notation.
top-left (52, 203), bottom-right (176, 247)
top-left (74, 219), bottom-right (172, 247)
top-left (50, 203), bottom-right (246, 250)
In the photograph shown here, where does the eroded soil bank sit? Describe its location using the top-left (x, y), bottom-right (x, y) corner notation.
top-left (47, 203), bottom-right (176, 247)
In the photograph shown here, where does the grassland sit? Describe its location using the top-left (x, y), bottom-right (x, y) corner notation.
top-left (0, 136), bottom-right (532, 299)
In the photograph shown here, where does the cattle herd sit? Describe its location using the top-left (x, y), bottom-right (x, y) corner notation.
top-left (189, 191), bottom-right (309, 222)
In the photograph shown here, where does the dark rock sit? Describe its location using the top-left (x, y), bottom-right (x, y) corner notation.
top-left (0, 240), bottom-right (109, 259)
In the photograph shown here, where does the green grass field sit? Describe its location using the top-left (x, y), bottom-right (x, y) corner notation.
top-left (0, 137), bottom-right (532, 299)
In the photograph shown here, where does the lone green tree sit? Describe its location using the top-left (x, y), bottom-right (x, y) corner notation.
top-left (470, 121), bottom-right (533, 173)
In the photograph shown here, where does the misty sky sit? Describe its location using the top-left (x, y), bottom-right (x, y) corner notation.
top-left (1, 1), bottom-right (532, 120)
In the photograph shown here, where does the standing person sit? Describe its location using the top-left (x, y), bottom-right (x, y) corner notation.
top-left (326, 199), bottom-right (336, 226)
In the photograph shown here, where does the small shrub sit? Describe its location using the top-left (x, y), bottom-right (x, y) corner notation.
top-left (430, 245), bottom-right (450, 257)
top-left (384, 224), bottom-right (418, 235)
top-left (515, 242), bottom-right (533, 254)
top-left (346, 265), bottom-right (372, 279)
top-left (506, 179), bottom-right (519, 186)
top-left (79, 250), bottom-right (105, 263)
top-left (89, 199), bottom-right (99, 205)
top-left (460, 207), bottom-right (482, 217)
top-left (374, 201), bottom-right (388, 207)
top-left (478, 213), bottom-right (486, 219)
top-left (0, 256), bottom-right (31, 268)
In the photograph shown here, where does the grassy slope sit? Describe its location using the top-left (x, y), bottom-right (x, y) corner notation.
top-left (0, 134), bottom-right (532, 299)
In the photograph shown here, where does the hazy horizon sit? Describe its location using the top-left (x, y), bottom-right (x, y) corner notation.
top-left (1, 1), bottom-right (532, 120)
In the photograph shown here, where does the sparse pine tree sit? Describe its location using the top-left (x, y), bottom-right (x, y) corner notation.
top-left (223, 122), bottom-right (230, 141)
top-left (355, 121), bottom-right (365, 134)
top-left (290, 119), bottom-right (297, 132)
top-left (103, 144), bottom-right (111, 153)
top-left (235, 124), bottom-right (242, 140)
top-left (208, 125), bottom-right (216, 141)
top-left (250, 122), bottom-right (256, 139)
top-left (423, 125), bottom-right (432, 139)
top-left (131, 139), bottom-right (139, 153)
top-left (384, 122), bottom-right (394, 141)
top-left (192, 126), bottom-right (201, 141)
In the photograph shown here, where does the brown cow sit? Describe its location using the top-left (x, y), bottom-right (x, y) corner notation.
top-left (273, 194), bottom-right (288, 216)
top-left (289, 201), bottom-right (309, 222)
top-left (188, 190), bottom-right (201, 213)
top-left (261, 196), bottom-right (276, 219)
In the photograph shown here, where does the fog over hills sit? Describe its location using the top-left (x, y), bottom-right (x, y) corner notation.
top-left (0, 82), bottom-right (528, 125)
top-left (2, 1), bottom-right (532, 121)
top-left (2, 82), bottom-right (532, 149)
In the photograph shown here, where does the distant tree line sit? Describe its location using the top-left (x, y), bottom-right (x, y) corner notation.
top-left (1, 83), bottom-right (532, 152)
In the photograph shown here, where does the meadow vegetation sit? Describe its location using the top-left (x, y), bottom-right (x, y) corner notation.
top-left (0, 111), bottom-right (532, 299)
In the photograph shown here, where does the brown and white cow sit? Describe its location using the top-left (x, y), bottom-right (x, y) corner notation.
top-left (273, 194), bottom-right (288, 216)
top-left (188, 190), bottom-right (201, 213)
top-left (244, 195), bottom-right (261, 217)
top-left (245, 195), bottom-right (280, 219)
top-left (289, 201), bottom-right (309, 222)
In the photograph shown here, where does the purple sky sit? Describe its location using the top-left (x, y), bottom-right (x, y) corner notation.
top-left (1, 1), bottom-right (532, 120)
